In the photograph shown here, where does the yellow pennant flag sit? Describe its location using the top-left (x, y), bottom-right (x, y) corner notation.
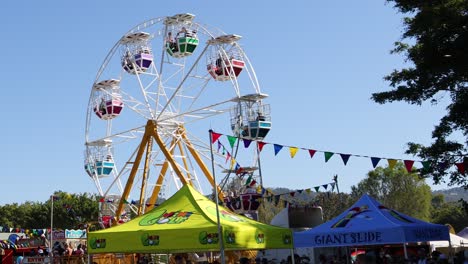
top-left (388, 159), bottom-right (397, 170)
top-left (289, 147), bottom-right (299, 158)
top-left (305, 188), bottom-right (311, 194)
top-left (230, 158), bottom-right (236, 169)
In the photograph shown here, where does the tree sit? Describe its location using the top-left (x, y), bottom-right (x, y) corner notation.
top-left (351, 162), bottom-right (432, 220)
top-left (314, 192), bottom-right (353, 222)
top-left (372, 0), bottom-right (468, 188)
top-left (431, 193), bottom-right (468, 232)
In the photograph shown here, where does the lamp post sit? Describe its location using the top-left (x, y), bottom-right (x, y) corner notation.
top-left (50, 195), bottom-right (54, 264)
top-left (209, 130), bottom-right (226, 264)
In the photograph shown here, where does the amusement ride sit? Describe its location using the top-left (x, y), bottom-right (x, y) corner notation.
top-left (84, 14), bottom-right (272, 227)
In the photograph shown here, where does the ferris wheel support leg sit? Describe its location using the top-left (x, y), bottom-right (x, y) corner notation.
top-left (137, 139), bottom-right (153, 215)
top-left (146, 137), bottom-right (178, 211)
top-left (115, 131), bottom-right (152, 225)
top-left (180, 126), bottom-right (224, 201)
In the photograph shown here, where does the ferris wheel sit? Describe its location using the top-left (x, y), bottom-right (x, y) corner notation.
top-left (84, 13), bottom-right (272, 226)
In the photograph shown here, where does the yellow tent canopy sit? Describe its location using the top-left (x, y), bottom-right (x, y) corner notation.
top-left (88, 185), bottom-right (292, 254)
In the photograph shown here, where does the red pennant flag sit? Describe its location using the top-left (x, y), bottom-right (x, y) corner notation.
top-left (404, 160), bottom-right (415, 173)
top-left (249, 179), bottom-right (257, 187)
top-left (455, 162), bottom-right (465, 174)
top-left (289, 192), bottom-right (296, 197)
top-left (257, 141), bottom-right (267, 152)
top-left (308, 149), bottom-right (317, 158)
top-left (99, 197), bottom-right (105, 203)
top-left (210, 131), bottom-right (222, 143)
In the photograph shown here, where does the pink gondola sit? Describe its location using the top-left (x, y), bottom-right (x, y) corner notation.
top-left (94, 99), bottom-right (124, 120)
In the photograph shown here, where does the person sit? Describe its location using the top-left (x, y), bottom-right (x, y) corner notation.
top-left (63, 243), bottom-right (72, 256)
top-left (166, 32), bottom-right (178, 52)
top-left (416, 248), bottom-right (428, 264)
top-left (318, 254), bottom-right (326, 264)
top-left (37, 246), bottom-right (44, 256)
top-left (15, 255), bottom-right (23, 264)
top-left (74, 244), bottom-right (84, 255)
top-left (240, 257), bottom-right (251, 264)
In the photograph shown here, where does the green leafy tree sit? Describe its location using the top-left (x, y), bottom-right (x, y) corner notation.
top-left (431, 193), bottom-right (468, 232)
top-left (48, 191), bottom-right (100, 229)
top-left (257, 195), bottom-right (285, 224)
top-left (372, 0), bottom-right (468, 188)
top-left (351, 162), bottom-right (432, 220)
top-left (314, 192), bottom-right (353, 222)
top-left (0, 191), bottom-right (99, 230)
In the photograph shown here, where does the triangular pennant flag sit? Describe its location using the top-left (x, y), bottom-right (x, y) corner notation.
top-left (249, 179), bottom-right (257, 187)
top-left (387, 159), bottom-right (397, 170)
top-left (257, 141), bottom-right (267, 152)
top-left (230, 158), bottom-right (236, 168)
top-left (322, 184), bottom-right (328, 190)
top-left (308, 149), bottom-right (317, 158)
top-left (217, 141), bottom-right (222, 152)
top-left (225, 152), bottom-right (231, 163)
top-left (227, 135), bottom-right (237, 148)
top-left (438, 161), bottom-right (449, 170)
top-left (274, 195), bottom-right (280, 206)
top-left (297, 189), bottom-right (303, 194)
top-left (289, 192), bottom-right (296, 197)
top-left (274, 144), bottom-right (284, 156)
top-left (243, 139), bottom-right (252, 148)
top-left (371, 157), bottom-right (381, 168)
top-left (99, 197), bottom-right (105, 203)
top-left (211, 131), bottom-right (222, 143)
top-left (123, 199), bottom-right (129, 204)
top-left (404, 160), bottom-right (414, 173)
top-left (256, 186), bottom-right (263, 194)
top-left (455, 162), bottom-right (465, 174)
top-left (245, 175), bottom-right (253, 186)
top-left (340, 154), bottom-right (351, 165)
top-left (421, 161), bottom-right (431, 171)
top-left (330, 182), bottom-right (336, 191)
top-left (289, 147), bottom-right (299, 158)
top-left (324, 152), bottom-right (334, 162)
top-left (314, 186), bottom-right (320, 192)
top-left (305, 188), bottom-right (311, 194)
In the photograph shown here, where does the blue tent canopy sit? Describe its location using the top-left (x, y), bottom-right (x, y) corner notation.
top-left (294, 194), bottom-right (449, 248)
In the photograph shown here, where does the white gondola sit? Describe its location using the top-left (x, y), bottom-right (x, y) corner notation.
top-left (120, 32), bottom-right (153, 74)
top-left (92, 79), bottom-right (124, 120)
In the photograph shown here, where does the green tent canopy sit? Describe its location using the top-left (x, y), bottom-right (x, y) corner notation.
top-left (88, 185), bottom-right (293, 254)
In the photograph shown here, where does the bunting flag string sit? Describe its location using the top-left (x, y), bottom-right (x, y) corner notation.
top-left (209, 130), bottom-right (467, 174)
top-left (257, 181), bottom-right (338, 207)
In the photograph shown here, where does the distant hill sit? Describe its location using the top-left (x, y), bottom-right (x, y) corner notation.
top-left (433, 187), bottom-right (468, 202)
top-left (266, 187), bottom-right (467, 203)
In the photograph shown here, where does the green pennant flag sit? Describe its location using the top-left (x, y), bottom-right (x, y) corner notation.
top-left (245, 175), bottom-right (253, 186)
top-left (227, 135), bottom-right (237, 148)
top-left (421, 161), bottom-right (431, 171)
top-left (314, 186), bottom-right (320, 192)
top-left (324, 152), bottom-right (334, 162)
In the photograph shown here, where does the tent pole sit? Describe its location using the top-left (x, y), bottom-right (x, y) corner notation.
top-left (290, 249), bottom-right (295, 264)
top-left (448, 238), bottom-right (454, 264)
top-left (209, 130), bottom-right (226, 264)
top-left (403, 243), bottom-right (408, 260)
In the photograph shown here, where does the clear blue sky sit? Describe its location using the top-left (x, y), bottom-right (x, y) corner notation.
top-left (0, 1), bottom-right (452, 205)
